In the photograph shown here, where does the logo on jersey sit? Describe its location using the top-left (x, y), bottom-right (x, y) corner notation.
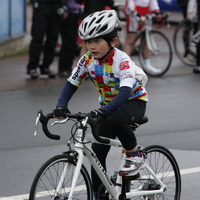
top-left (72, 57), bottom-right (85, 80)
top-left (121, 72), bottom-right (134, 80)
top-left (120, 61), bottom-right (130, 70)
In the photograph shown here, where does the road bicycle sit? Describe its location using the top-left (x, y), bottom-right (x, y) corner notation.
top-left (29, 110), bottom-right (181, 200)
top-left (130, 13), bottom-right (172, 77)
top-left (173, 19), bottom-right (198, 66)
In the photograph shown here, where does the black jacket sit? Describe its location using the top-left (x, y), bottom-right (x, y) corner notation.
top-left (78, 0), bottom-right (115, 18)
top-left (177, 0), bottom-right (189, 7)
top-left (197, 0), bottom-right (200, 25)
top-left (30, 0), bottom-right (65, 4)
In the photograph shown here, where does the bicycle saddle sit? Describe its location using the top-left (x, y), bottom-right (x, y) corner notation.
top-left (130, 115), bottom-right (149, 130)
top-left (136, 115), bottom-right (149, 125)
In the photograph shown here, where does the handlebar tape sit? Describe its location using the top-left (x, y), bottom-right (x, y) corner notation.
top-left (38, 110), bottom-right (111, 143)
top-left (38, 110), bottom-right (61, 140)
top-left (89, 125), bottom-right (110, 144)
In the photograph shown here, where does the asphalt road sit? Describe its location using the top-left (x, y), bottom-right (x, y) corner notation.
top-left (0, 23), bottom-right (200, 199)
top-left (0, 54), bottom-right (200, 199)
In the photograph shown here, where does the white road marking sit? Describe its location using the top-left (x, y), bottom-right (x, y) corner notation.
top-left (1, 166), bottom-right (200, 200)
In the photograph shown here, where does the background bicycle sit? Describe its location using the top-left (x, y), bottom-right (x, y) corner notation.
top-left (29, 110), bottom-right (181, 200)
top-left (130, 12), bottom-right (172, 77)
top-left (173, 19), bottom-right (198, 66)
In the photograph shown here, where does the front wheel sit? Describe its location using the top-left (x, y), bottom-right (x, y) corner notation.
top-left (139, 30), bottom-right (172, 77)
top-left (29, 154), bottom-right (93, 200)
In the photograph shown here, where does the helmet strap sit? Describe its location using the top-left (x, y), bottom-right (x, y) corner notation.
top-left (96, 47), bottom-right (113, 61)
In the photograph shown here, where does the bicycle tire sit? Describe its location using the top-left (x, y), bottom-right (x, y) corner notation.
top-left (127, 145), bottom-right (181, 200)
top-left (29, 154), bottom-right (93, 200)
top-left (139, 30), bottom-right (172, 77)
top-left (173, 19), bottom-right (197, 66)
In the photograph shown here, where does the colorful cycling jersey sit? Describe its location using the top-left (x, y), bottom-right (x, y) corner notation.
top-left (68, 48), bottom-right (148, 105)
top-left (124, 0), bottom-right (160, 16)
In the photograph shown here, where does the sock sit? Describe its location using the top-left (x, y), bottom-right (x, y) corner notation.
top-left (144, 58), bottom-right (151, 66)
top-left (126, 147), bottom-right (142, 157)
top-left (93, 192), bottom-right (97, 200)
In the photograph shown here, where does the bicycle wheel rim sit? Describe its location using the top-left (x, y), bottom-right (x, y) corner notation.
top-left (173, 20), bottom-right (196, 66)
top-left (139, 30), bottom-right (172, 77)
top-left (29, 155), bottom-right (92, 200)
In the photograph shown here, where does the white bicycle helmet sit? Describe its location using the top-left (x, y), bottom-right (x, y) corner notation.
top-left (79, 10), bottom-right (121, 40)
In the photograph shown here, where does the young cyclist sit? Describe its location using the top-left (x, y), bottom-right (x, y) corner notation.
top-left (53, 10), bottom-right (148, 198)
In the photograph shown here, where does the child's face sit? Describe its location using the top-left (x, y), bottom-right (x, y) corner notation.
top-left (85, 38), bottom-right (116, 59)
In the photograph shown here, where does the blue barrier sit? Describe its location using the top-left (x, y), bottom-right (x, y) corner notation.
top-left (158, 0), bottom-right (181, 12)
top-left (0, 0), bottom-right (26, 42)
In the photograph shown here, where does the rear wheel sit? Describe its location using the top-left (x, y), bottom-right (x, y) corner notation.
top-left (127, 145), bottom-right (181, 200)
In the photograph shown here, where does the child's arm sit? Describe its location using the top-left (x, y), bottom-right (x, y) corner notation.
top-left (102, 86), bottom-right (132, 116)
top-left (56, 81), bottom-right (78, 107)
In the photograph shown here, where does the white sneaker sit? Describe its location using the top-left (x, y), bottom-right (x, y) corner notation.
top-left (119, 155), bottom-right (145, 177)
top-left (184, 53), bottom-right (196, 64)
top-left (143, 59), bottom-right (161, 74)
top-left (193, 66), bottom-right (200, 73)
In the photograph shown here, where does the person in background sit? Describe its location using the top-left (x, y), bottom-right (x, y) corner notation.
top-left (27, 0), bottom-right (66, 79)
top-left (177, 0), bottom-right (197, 62)
top-left (53, 10), bottom-right (148, 199)
top-left (177, 0), bottom-right (189, 19)
top-left (57, 0), bottom-right (81, 78)
top-left (123, 0), bottom-right (162, 74)
top-left (193, 0), bottom-right (200, 73)
top-left (80, 0), bottom-right (115, 19)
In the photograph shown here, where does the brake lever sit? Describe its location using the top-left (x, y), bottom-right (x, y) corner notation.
top-left (34, 112), bottom-right (41, 136)
top-left (51, 118), bottom-right (69, 126)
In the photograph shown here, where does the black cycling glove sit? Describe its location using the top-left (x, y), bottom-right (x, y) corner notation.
top-left (53, 106), bottom-right (70, 118)
top-left (88, 108), bottom-right (107, 125)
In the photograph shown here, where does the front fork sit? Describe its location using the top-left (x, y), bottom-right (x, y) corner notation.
top-left (145, 28), bottom-right (159, 55)
top-left (67, 149), bottom-right (84, 200)
top-left (54, 149), bottom-right (84, 200)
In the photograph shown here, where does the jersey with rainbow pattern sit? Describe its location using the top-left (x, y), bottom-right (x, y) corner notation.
top-left (68, 48), bottom-right (148, 105)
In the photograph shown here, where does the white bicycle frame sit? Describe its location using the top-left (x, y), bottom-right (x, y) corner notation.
top-left (142, 16), bottom-right (159, 55)
top-left (192, 30), bottom-right (200, 44)
top-left (53, 117), bottom-right (167, 200)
